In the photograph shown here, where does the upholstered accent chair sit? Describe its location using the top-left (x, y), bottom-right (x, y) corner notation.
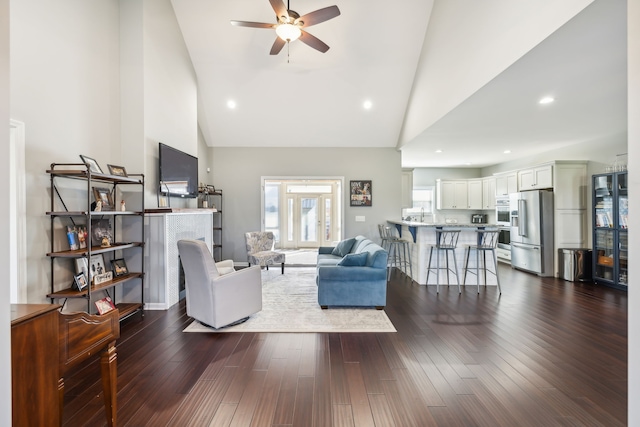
top-left (177, 239), bottom-right (262, 329)
top-left (244, 231), bottom-right (286, 274)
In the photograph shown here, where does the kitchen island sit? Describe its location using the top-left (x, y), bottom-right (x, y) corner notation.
top-left (386, 220), bottom-right (501, 287)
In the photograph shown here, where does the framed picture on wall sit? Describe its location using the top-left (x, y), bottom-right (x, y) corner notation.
top-left (350, 180), bottom-right (372, 207)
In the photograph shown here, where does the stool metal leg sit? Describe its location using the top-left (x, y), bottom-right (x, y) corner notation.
top-left (451, 249), bottom-right (461, 293)
top-left (491, 249), bottom-right (502, 294)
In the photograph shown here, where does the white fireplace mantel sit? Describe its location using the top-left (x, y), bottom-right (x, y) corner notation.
top-left (145, 211), bottom-right (213, 310)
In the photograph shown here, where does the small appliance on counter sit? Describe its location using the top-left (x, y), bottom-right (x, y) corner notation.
top-left (471, 214), bottom-right (487, 224)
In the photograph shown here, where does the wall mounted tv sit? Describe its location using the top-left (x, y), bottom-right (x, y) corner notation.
top-left (158, 143), bottom-right (198, 198)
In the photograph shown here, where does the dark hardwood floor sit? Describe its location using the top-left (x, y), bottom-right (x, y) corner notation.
top-left (61, 265), bottom-right (627, 426)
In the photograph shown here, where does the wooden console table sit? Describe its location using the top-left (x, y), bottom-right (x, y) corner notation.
top-left (11, 304), bottom-right (120, 426)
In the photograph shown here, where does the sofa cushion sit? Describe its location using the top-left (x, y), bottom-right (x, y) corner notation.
top-left (337, 252), bottom-right (368, 267)
top-left (331, 238), bottom-right (356, 257)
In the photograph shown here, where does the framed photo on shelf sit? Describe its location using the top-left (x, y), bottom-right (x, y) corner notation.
top-left (89, 253), bottom-right (107, 276)
top-left (92, 187), bottom-right (114, 211)
top-left (350, 180), bottom-right (372, 207)
top-left (112, 258), bottom-right (128, 277)
top-left (107, 164), bottom-right (128, 177)
top-left (91, 218), bottom-right (113, 247)
top-left (79, 155), bottom-right (103, 174)
top-left (93, 271), bottom-right (113, 285)
top-left (95, 296), bottom-right (116, 315)
top-left (72, 272), bottom-right (88, 292)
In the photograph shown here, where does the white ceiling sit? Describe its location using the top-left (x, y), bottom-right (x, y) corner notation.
top-left (171, 0), bottom-right (627, 168)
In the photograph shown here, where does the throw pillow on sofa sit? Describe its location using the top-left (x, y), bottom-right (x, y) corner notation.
top-left (337, 252), bottom-right (368, 267)
top-left (332, 237), bottom-right (356, 257)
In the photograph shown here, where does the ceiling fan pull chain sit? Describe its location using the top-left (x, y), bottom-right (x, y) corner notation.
top-left (287, 42), bottom-right (290, 63)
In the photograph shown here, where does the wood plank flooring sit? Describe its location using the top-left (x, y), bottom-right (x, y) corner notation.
top-left (61, 265), bottom-right (627, 426)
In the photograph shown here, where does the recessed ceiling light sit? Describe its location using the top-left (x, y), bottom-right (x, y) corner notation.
top-left (539, 96), bottom-right (555, 105)
top-left (435, 149), bottom-right (442, 153)
top-left (363, 100), bottom-right (373, 110)
top-left (504, 150), bottom-right (511, 154)
top-left (227, 100), bottom-right (237, 109)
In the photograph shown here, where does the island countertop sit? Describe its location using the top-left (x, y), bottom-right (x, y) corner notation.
top-left (385, 219), bottom-right (501, 286)
top-left (386, 219), bottom-right (499, 228)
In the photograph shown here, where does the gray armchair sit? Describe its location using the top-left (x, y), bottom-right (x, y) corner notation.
top-left (177, 239), bottom-right (262, 329)
top-left (245, 231), bottom-right (286, 274)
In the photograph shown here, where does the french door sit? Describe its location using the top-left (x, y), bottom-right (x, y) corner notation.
top-left (263, 178), bottom-right (342, 250)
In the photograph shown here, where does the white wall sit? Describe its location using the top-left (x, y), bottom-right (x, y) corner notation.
top-left (142, 0), bottom-right (198, 208)
top-left (628, 0), bottom-right (639, 423)
top-left (11, 0), bottom-right (120, 304)
top-left (0, 0), bottom-right (11, 422)
top-left (398, 0), bottom-right (594, 147)
top-left (10, 0), bottom-right (198, 305)
top-left (211, 147), bottom-right (402, 261)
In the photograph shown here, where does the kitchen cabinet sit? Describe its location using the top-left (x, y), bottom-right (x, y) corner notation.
top-left (467, 180), bottom-right (483, 209)
top-left (482, 177), bottom-right (496, 209)
top-left (495, 172), bottom-right (517, 197)
top-left (437, 180), bottom-right (468, 209)
top-left (518, 164), bottom-right (553, 190)
top-left (592, 171), bottom-right (627, 290)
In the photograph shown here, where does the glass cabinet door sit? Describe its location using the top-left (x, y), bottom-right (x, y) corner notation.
top-left (594, 174), bottom-right (613, 228)
top-left (617, 172), bottom-right (628, 229)
top-left (594, 229), bottom-right (615, 282)
top-left (618, 231), bottom-right (628, 286)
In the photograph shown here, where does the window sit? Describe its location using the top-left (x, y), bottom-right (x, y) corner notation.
top-left (402, 187), bottom-right (434, 220)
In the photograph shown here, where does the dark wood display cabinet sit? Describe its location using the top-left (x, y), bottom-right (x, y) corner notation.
top-left (592, 171), bottom-right (627, 290)
top-left (46, 163), bottom-right (145, 319)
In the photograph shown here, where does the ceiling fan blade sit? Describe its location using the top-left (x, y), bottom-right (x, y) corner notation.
top-left (296, 5), bottom-right (340, 27)
top-left (270, 37), bottom-right (286, 55)
top-left (230, 20), bottom-right (275, 29)
top-left (269, 0), bottom-right (288, 21)
top-left (299, 30), bottom-right (330, 53)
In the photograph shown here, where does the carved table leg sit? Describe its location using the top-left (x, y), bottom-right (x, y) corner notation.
top-left (100, 343), bottom-right (117, 427)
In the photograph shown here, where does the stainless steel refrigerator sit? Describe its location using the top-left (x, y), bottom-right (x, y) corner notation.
top-left (509, 190), bottom-right (554, 276)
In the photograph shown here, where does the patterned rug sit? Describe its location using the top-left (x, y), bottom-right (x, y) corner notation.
top-left (183, 267), bottom-right (396, 333)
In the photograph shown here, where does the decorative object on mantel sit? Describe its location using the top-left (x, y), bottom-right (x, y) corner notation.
top-left (120, 200), bottom-right (126, 211)
top-left (350, 180), bottom-right (372, 207)
top-left (198, 184), bottom-right (218, 209)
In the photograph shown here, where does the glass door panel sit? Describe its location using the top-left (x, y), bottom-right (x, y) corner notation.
top-left (594, 229), bottom-right (615, 282)
top-left (594, 174), bottom-right (613, 228)
top-left (618, 231), bottom-right (627, 285)
top-left (299, 197), bottom-right (319, 247)
top-left (618, 173), bottom-right (628, 229)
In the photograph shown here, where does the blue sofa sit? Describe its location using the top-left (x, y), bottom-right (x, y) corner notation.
top-left (316, 235), bottom-right (389, 309)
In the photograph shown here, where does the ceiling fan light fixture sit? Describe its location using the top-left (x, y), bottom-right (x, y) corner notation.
top-left (276, 23), bottom-right (301, 42)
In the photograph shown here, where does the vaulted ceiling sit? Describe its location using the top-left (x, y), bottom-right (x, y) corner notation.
top-left (170, 0), bottom-right (627, 168)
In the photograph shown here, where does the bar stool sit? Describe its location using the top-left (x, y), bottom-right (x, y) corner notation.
top-left (463, 228), bottom-right (502, 294)
top-left (380, 225), bottom-right (413, 280)
top-left (426, 228), bottom-right (461, 293)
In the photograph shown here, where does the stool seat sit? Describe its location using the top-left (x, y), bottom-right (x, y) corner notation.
top-left (426, 228), bottom-right (461, 293)
top-left (463, 228), bottom-right (502, 294)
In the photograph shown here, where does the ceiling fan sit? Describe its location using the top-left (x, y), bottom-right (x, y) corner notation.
top-left (231, 0), bottom-right (341, 55)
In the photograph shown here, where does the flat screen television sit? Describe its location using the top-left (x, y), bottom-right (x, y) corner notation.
top-left (158, 143), bottom-right (198, 198)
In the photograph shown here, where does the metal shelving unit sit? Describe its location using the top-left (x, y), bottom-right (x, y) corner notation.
top-left (199, 185), bottom-right (222, 261)
top-left (46, 162), bottom-right (145, 319)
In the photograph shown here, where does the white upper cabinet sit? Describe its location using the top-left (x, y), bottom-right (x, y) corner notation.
top-left (467, 180), bottom-right (483, 209)
top-left (482, 177), bottom-right (496, 209)
top-left (495, 172), bottom-right (517, 197)
top-left (437, 180), bottom-right (468, 209)
top-left (518, 164), bottom-right (553, 190)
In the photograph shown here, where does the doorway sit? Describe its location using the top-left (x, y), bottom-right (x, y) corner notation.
top-left (263, 178), bottom-right (343, 250)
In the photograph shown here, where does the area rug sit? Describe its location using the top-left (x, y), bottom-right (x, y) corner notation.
top-left (183, 268), bottom-right (396, 333)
